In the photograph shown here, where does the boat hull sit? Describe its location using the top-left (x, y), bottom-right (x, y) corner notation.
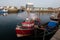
top-left (16, 26), bottom-right (33, 37)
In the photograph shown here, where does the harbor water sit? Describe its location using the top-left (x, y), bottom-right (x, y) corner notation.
top-left (0, 12), bottom-right (56, 40)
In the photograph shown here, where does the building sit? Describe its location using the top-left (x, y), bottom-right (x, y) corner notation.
top-left (26, 3), bottom-right (34, 10)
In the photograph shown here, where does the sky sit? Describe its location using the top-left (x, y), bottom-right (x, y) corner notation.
top-left (0, 0), bottom-right (60, 8)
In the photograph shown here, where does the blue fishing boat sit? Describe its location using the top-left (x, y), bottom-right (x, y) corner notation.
top-left (0, 9), bottom-right (8, 16)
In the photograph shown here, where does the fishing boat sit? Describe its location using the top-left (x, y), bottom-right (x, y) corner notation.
top-left (0, 9), bottom-right (8, 16)
top-left (16, 18), bottom-right (34, 37)
top-left (16, 13), bottom-right (42, 37)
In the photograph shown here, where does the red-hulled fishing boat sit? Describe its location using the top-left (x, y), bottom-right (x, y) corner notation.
top-left (16, 18), bottom-right (34, 37)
